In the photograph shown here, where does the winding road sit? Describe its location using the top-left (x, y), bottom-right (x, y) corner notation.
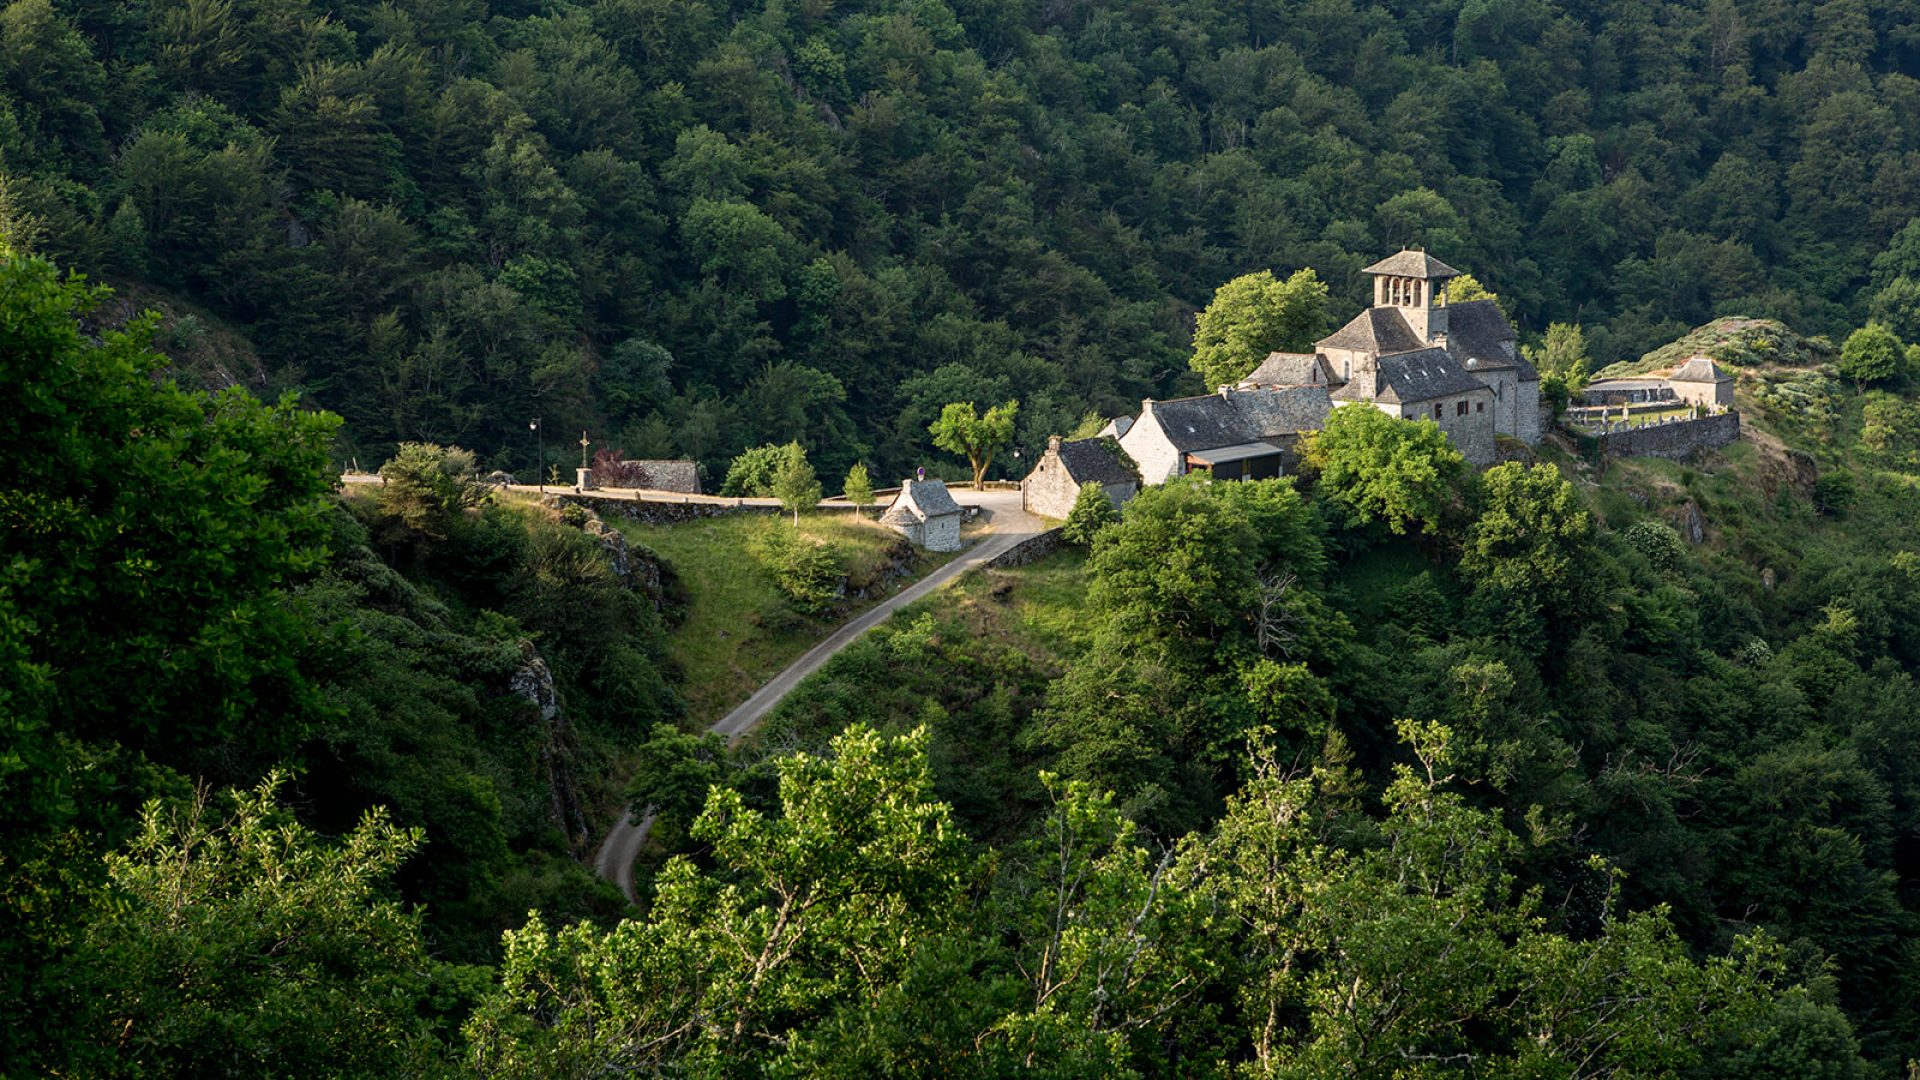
top-left (593, 489), bottom-right (1047, 904)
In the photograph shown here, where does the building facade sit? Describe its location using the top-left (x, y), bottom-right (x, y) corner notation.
top-left (1022, 436), bottom-right (1140, 519)
top-left (880, 478), bottom-right (963, 551)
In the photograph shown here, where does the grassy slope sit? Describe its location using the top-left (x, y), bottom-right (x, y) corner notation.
top-left (751, 549), bottom-right (1092, 841)
top-left (613, 511), bottom-right (970, 724)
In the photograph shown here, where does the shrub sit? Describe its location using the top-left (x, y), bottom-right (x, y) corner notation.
top-left (750, 525), bottom-right (844, 614)
top-left (377, 443), bottom-right (486, 540)
top-left (1061, 481), bottom-right (1119, 546)
top-left (1621, 520), bottom-right (1686, 571)
top-left (720, 444), bottom-right (788, 496)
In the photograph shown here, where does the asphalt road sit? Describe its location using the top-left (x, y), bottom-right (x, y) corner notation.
top-left (593, 489), bottom-right (1047, 904)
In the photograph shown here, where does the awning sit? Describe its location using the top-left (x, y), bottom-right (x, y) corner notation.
top-left (1187, 441), bottom-right (1284, 465)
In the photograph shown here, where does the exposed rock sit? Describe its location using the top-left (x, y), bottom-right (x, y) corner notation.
top-left (1676, 501), bottom-right (1706, 545)
top-left (510, 641), bottom-right (591, 848)
top-left (1761, 567), bottom-right (1776, 590)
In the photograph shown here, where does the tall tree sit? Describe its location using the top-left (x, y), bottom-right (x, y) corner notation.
top-left (1189, 269), bottom-right (1331, 390)
top-left (930, 400), bottom-right (1019, 490)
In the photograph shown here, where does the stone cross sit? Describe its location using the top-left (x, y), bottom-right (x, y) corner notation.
top-left (579, 431), bottom-right (591, 469)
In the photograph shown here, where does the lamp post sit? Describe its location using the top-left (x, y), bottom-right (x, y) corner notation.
top-left (530, 417), bottom-right (542, 492)
top-left (1011, 447), bottom-right (1021, 481)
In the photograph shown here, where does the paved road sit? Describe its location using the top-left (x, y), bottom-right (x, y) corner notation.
top-left (593, 488), bottom-right (1046, 904)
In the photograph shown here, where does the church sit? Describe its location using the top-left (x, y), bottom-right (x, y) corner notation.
top-left (1116, 250), bottom-right (1538, 481)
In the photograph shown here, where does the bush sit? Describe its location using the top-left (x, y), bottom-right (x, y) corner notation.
top-left (1621, 520), bottom-right (1686, 571)
top-left (750, 525), bottom-right (844, 614)
top-left (720, 444), bottom-right (788, 496)
top-left (377, 443), bottom-right (486, 540)
top-left (1061, 481), bottom-right (1119, 546)
top-left (1813, 470), bottom-right (1856, 517)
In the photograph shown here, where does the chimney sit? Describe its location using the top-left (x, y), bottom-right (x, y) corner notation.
top-left (1048, 435), bottom-right (1062, 453)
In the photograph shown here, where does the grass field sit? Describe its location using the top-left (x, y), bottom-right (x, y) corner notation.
top-left (615, 510), bottom-right (966, 724)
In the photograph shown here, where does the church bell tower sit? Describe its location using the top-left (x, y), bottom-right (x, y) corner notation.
top-left (1362, 249), bottom-right (1461, 348)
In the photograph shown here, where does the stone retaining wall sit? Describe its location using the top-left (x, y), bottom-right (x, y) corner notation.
top-left (1590, 411), bottom-right (1741, 460)
top-left (985, 528), bottom-right (1067, 569)
top-left (547, 493), bottom-right (778, 524)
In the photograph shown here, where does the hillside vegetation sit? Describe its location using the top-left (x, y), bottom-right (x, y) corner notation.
top-left (12, 0), bottom-right (1920, 481)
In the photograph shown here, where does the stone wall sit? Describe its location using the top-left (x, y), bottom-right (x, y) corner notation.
top-left (1022, 451), bottom-right (1083, 519)
top-left (590, 459), bottom-right (701, 494)
top-left (547, 492), bottom-right (777, 524)
top-left (985, 528), bottom-right (1067, 569)
top-left (1592, 411), bottom-right (1741, 459)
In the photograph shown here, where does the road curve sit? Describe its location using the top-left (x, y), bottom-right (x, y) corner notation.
top-left (594, 490), bottom-right (1046, 904)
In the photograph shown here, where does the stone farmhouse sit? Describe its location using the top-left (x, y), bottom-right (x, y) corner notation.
top-left (1106, 250), bottom-right (1539, 483)
top-left (881, 478), bottom-right (963, 551)
top-left (1022, 435), bottom-right (1140, 519)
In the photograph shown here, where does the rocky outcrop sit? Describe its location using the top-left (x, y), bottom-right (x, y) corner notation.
top-left (1676, 501), bottom-right (1707, 545)
top-left (541, 495), bottom-right (679, 616)
top-left (510, 641), bottom-right (591, 849)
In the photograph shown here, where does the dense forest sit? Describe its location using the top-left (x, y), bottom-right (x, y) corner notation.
top-left (12, 0), bottom-right (1920, 481)
top-left (11, 0), bottom-right (1920, 1073)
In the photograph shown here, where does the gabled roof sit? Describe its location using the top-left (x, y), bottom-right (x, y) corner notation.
top-left (882, 478), bottom-right (960, 523)
top-left (1056, 437), bottom-right (1138, 487)
top-left (1669, 356), bottom-right (1733, 384)
top-left (1316, 307), bottom-right (1428, 355)
top-left (1240, 352), bottom-right (1335, 388)
top-left (1096, 415), bottom-right (1133, 439)
top-left (1442, 300), bottom-right (1534, 379)
top-left (1140, 387), bottom-right (1332, 453)
top-left (1332, 347), bottom-right (1490, 405)
top-left (1363, 250), bottom-right (1461, 279)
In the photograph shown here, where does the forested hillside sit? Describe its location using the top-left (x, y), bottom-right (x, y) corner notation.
top-left (10, 0), bottom-right (1920, 478)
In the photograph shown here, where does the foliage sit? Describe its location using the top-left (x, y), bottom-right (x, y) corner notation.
top-left (377, 442), bottom-right (487, 542)
top-left (750, 523), bottom-right (845, 615)
top-left (465, 726), bottom-right (972, 1076)
top-left (842, 462), bottom-right (874, 509)
top-left (1060, 481), bottom-right (1119, 544)
top-left (930, 400), bottom-right (1019, 490)
top-left (1305, 405), bottom-right (1466, 535)
top-left (1189, 268), bottom-right (1331, 390)
top-left (720, 443), bottom-right (790, 497)
top-left (1461, 462), bottom-right (1596, 624)
top-left (771, 441), bottom-right (822, 520)
top-left (1839, 323), bottom-right (1906, 390)
top-left (56, 774), bottom-right (463, 1077)
top-left (1524, 322), bottom-right (1592, 390)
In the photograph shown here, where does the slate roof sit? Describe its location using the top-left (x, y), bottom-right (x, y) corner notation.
top-left (882, 478), bottom-right (960, 524)
top-left (1442, 300), bottom-right (1535, 380)
top-left (1097, 415), bottom-right (1134, 439)
top-left (1056, 437), bottom-right (1139, 487)
top-left (1669, 356), bottom-right (1732, 383)
top-left (1241, 352), bottom-right (1335, 387)
top-left (1143, 387), bottom-right (1333, 452)
top-left (1316, 307), bottom-right (1429, 355)
top-left (1332, 347), bottom-right (1490, 405)
top-left (1362, 250), bottom-right (1461, 279)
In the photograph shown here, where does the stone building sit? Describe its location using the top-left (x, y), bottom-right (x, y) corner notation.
top-left (1022, 435), bottom-right (1140, 519)
top-left (589, 458), bottom-right (701, 494)
top-left (1118, 385), bottom-right (1333, 484)
top-left (1109, 250), bottom-right (1535, 479)
top-left (880, 478), bottom-right (963, 551)
top-left (1667, 356), bottom-right (1735, 406)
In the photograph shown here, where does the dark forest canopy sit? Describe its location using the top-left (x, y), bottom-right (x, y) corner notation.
top-left (10, 0), bottom-right (1920, 480)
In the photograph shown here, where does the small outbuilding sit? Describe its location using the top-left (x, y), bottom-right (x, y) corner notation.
top-left (1667, 356), bottom-right (1735, 407)
top-left (1022, 436), bottom-right (1140, 519)
top-left (881, 478), bottom-right (964, 551)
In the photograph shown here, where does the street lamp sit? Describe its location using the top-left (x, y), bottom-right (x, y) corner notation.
top-left (529, 417), bottom-right (542, 492)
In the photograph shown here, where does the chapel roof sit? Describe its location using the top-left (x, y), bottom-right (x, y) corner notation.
top-left (1362, 250), bottom-right (1462, 279)
top-left (882, 478), bottom-right (960, 523)
top-left (1669, 356), bottom-right (1733, 384)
